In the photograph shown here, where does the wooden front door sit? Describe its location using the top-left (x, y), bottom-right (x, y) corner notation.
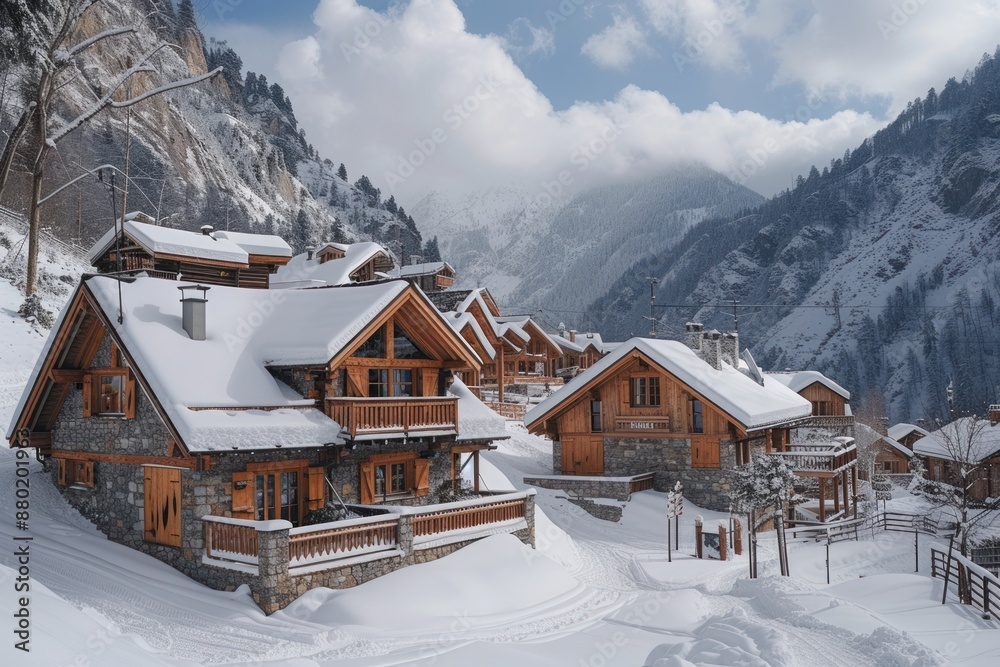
top-left (562, 435), bottom-right (604, 475)
top-left (144, 466), bottom-right (182, 547)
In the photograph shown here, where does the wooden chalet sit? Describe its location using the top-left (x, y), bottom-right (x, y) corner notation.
top-left (271, 242), bottom-right (396, 288)
top-left (888, 423), bottom-right (931, 450)
top-left (88, 214), bottom-right (292, 288)
top-left (7, 275), bottom-right (530, 613)
top-left (387, 261), bottom-right (457, 292)
top-left (550, 330), bottom-right (615, 378)
top-left (494, 315), bottom-right (564, 385)
top-left (915, 417), bottom-right (1000, 500)
top-left (873, 433), bottom-right (913, 475)
top-left (524, 333), bottom-right (859, 518)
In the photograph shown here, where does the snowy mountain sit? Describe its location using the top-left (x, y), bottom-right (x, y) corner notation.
top-left (413, 165), bottom-right (763, 314)
top-left (0, 0), bottom-right (425, 261)
top-left (588, 50), bottom-right (1000, 422)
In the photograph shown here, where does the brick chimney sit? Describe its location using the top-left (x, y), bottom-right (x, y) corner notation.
top-left (685, 322), bottom-right (704, 351)
top-left (720, 332), bottom-right (739, 367)
top-left (569, 330), bottom-right (577, 343)
top-left (701, 330), bottom-right (722, 369)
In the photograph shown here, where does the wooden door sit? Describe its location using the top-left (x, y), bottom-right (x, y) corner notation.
top-left (254, 470), bottom-right (301, 526)
top-left (144, 466), bottom-right (182, 547)
top-left (562, 435), bottom-right (604, 475)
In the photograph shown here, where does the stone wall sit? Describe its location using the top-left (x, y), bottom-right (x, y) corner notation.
top-left (524, 475), bottom-right (637, 501)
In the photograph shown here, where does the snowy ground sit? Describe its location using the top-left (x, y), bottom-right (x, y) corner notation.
top-left (2, 222), bottom-right (1000, 664)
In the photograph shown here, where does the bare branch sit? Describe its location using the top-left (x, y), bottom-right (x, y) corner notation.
top-left (62, 25), bottom-right (136, 61)
top-left (110, 67), bottom-right (222, 108)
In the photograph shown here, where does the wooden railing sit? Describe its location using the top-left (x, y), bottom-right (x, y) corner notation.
top-left (326, 396), bottom-right (458, 439)
top-left (508, 375), bottom-right (562, 385)
top-left (411, 496), bottom-right (526, 538)
top-left (434, 274), bottom-right (455, 289)
top-left (288, 515), bottom-right (398, 565)
top-left (204, 517), bottom-right (259, 564)
top-left (629, 473), bottom-right (655, 494)
top-left (931, 547), bottom-right (1000, 619)
top-left (486, 401), bottom-right (527, 420)
top-left (614, 416), bottom-right (671, 434)
top-left (771, 443), bottom-right (857, 475)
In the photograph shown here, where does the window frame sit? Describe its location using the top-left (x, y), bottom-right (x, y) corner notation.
top-left (57, 458), bottom-right (95, 488)
top-left (690, 399), bottom-right (704, 434)
top-left (630, 376), bottom-right (661, 408)
top-left (590, 399), bottom-right (603, 433)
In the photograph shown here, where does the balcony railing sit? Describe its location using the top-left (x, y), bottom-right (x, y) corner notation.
top-left (770, 441), bottom-right (858, 475)
top-left (289, 515), bottom-right (399, 565)
top-left (204, 516), bottom-right (260, 565)
top-left (485, 401), bottom-right (527, 420)
top-left (326, 396), bottom-right (458, 439)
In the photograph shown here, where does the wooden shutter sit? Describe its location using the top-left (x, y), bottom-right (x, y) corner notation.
top-left (421, 369), bottom-right (438, 397)
top-left (347, 367), bottom-right (367, 397)
top-left (414, 458), bottom-right (430, 497)
top-left (231, 471), bottom-right (255, 519)
top-left (691, 436), bottom-right (721, 469)
top-left (57, 459), bottom-right (66, 486)
top-left (80, 461), bottom-right (95, 487)
top-left (307, 466), bottom-right (326, 511)
top-left (619, 377), bottom-right (630, 413)
top-left (360, 462), bottom-right (375, 504)
top-left (144, 467), bottom-right (182, 547)
top-left (82, 374), bottom-right (93, 417)
top-left (123, 373), bottom-right (137, 419)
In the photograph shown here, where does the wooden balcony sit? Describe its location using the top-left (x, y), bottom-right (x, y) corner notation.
top-left (434, 274), bottom-right (455, 289)
top-left (325, 396), bottom-right (458, 439)
top-left (769, 440), bottom-right (857, 478)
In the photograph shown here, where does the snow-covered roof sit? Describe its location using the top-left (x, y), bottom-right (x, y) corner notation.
top-left (82, 276), bottom-right (415, 451)
top-left (552, 331), bottom-right (616, 354)
top-left (549, 333), bottom-right (584, 354)
top-left (387, 261), bottom-right (453, 278)
top-left (765, 370), bottom-right (851, 400)
top-left (526, 338), bottom-right (813, 431)
top-left (271, 242), bottom-right (389, 288)
top-left (87, 219), bottom-right (250, 266)
top-left (213, 230), bottom-right (292, 258)
top-left (888, 423), bottom-right (930, 442)
top-left (914, 417), bottom-right (1000, 463)
top-left (449, 379), bottom-right (508, 441)
top-left (878, 434), bottom-right (913, 459)
top-left (447, 312), bottom-right (496, 360)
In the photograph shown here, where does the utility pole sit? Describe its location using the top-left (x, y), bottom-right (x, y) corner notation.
top-left (643, 277), bottom-right (659, 338)
top-left (732, 299), bottom-right (739, 333)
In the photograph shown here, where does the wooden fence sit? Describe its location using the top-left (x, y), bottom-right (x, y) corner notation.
top-left (485, 401), bottom-right (527, 420)
top-left (931, 547), bottom-right (1000, 619)
top-left (288, 515), bottom-right (398, 564)
top-left (204, 517), bottom-right (259, 564)
top-left (411, 496), bottom-right (526, 538)
top-left (629, 473), bottom-right (655, 494)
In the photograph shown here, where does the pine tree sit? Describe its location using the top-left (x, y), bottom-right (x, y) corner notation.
top-left (293, 209), bottom-right (311, 253)
top-left (384, 195), bottom-right (398, 215)
top-left (337, 163), bottom-right (348, 181)
top-left (423, 237), bottom-right (441, 262)
top-left (177, 0), bottom-right (197, 32)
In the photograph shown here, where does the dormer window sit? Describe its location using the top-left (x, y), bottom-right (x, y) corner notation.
top-left (82, 370), bottom-right (136, 418)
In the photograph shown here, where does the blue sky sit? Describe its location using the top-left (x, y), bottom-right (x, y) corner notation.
top-left (200, 1), bottom-right (1000, 204)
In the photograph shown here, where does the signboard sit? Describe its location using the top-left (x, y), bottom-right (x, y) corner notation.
top-left (702, 531), bottom-right (722, 560)
top-left (666, 491), bottom-right (683, 518)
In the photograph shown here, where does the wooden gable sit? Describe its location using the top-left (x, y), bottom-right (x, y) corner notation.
top-left (8, 281), bottom-right (193, 462)
top-left (527, 350), bottom-right (744, 441)
top-left (328, 286), bottom-right (482, 373)
top-left (798, 381), bottom-right (847, 416)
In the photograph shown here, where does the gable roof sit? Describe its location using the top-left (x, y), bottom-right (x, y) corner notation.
top-left (525, 338), bottom-right (812, 432)
top-left (765, 370), bottom-right (851, 400)
top-left (877, 434), bottom-right (913, 459)
top-left (888, 423), bottom-right (930, 442)
top-left (387, 261), bottom-right (454, 278)
top-left (914, 417), bottom-right (1000, 463)
top-left (427, 289), bottom-right (474, 313)
top-left (447, 312), bottom-right (496, 360)
top-left (271, 242), bottom-right (389, 288)
top-left (212, 230), bottom-right (293, 258)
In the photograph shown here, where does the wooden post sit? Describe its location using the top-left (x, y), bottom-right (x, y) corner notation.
top-left (733, 517), bottom-right (743, 556)
top-left (818, 478), bottom-right (826, 523)
top-left (833, 473), bottom-right (841, 515)
top-left (473, 450), bottom-right (480, 493)
top-left (851, 466), bottom-right (859, 517)
top-left (984, 577), bottom-right (992, 620)
top-left (695, 516), bottom-right (703, 559)
top-left (842, 471), bottom-right (850, 517)
top-left (719, 524), bottom-right (727, 561)
top-left (497, 344), bottom-right (505, 403)
top-left (942, 535), bottom-right (955, 605)
top-left (667, 517), bottom-right (672, 563)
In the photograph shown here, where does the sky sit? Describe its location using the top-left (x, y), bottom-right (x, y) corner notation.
top-left (200, 0), bottom-right (1000, 207)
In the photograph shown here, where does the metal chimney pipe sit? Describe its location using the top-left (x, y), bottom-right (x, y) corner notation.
top-left (178, 284), bottom-right (210, 341)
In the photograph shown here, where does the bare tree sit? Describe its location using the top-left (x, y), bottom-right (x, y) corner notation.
top-left (0, 0), bottom-right (220, 295)
top-left (731, 455), bottom-right (801, 578)
top-left (919, 415), bottom-right (1000, 555)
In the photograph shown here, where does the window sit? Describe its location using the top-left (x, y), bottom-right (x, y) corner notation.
top-left (691, 400), bottom-right (704, 434)
top-left (392, 369), bottom-right (414, 397)
top-left (811, 400), bottom-right (834, 416)
top-left (82, 371), bottom-right (135, 418)
top-left (590, 399), bottom-right (602, 432)
top-left (360, 454), bottom-right (430, 503)
top-left (354, 326), bottom-right (386, 358)
top-left (630, 377), bottom-right (661, 407)
top-left (368, 369), bottom-right (389, 397)
top-left (393, 325), bottom-right (429, 359)
top-left (231, 463), bottom-right (324, 524)
top-left (57, 459), bottom-right (94, 488)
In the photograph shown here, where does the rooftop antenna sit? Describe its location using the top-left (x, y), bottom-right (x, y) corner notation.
top-left (108, 170), bottom-right (123, 324)
top-left (732, 299), bottom-right (739, 334)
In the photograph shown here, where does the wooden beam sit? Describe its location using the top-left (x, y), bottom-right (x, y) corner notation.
top-left (49, 369), bottom-right (85, 383)
top-left (50, 449), bottom-right (197, 469)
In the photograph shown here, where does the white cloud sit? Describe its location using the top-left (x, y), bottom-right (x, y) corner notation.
top-left (641, 0), bottom-right (751, 71)
top-left (276, 0), bottom-right (880, 205)
top-left (580, 13), bottom-right (653, 71)
top-left (503, 18), bottom-right (555, 60)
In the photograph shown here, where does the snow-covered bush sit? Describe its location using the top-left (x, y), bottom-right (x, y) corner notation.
top-left (18, 294), bottom-right (53, 328)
